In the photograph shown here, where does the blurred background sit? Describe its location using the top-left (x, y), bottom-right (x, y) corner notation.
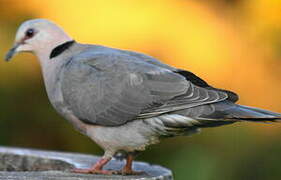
top-left (1, 0), bottom-right (281, 179)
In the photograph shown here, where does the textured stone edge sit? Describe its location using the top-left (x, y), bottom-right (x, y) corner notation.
top-left (0, 146), bottom-right (173, 180)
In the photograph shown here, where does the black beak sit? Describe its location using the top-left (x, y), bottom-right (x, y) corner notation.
top-left (5, 44), bottom-right (20, 62)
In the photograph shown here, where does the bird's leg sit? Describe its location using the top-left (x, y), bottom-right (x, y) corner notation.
top-left (121, 154), bottom-right (143, 175)
top-left (72, 157), bottom-right (115, 174)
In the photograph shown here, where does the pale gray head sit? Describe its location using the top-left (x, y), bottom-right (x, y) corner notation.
top-left (5, 19), bottom-right (72, 61)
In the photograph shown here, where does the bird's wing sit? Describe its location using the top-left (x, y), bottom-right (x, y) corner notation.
top-left (60, 51), bottom-right (228, 126)
top-left (120, 49), bottom-right (239, 102)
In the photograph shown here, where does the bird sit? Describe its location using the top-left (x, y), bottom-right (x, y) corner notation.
top-left (5, 19), bottom-right (281, 175)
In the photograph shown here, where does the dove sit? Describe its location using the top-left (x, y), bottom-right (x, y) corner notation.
top-left (5, 19), bottom-right (281, 175)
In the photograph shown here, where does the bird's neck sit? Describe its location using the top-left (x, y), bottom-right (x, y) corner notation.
top-left (49, 40), bottom-right (76, 59)
top-left (35, 29), bottom-right (72, 65)
top-left (36, 39), bottom-right (75, 102)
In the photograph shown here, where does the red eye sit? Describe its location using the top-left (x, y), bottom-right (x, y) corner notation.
top-left (25, 28), bottom-right (35, 38)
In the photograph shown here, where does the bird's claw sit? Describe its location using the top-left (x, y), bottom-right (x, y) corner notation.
top-left (122, 170), bottom-right (144, 175)
top-left (119, 169), bottom-right (144, 175)
top-left (71, 168), bottom-right (117, 175)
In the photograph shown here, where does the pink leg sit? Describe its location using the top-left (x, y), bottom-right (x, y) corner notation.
top-left (72, 158), bottom-right (115, 174)
top-left (121, 154), bottom-right (143, 175)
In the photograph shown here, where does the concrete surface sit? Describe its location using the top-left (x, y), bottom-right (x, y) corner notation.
top-left (0, 146), bottom-right (173, 180)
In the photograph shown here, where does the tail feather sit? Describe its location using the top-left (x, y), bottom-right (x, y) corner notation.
top-left (216, 104), bottom-right (281, 122)
top-left (192, 103), bottom-right (281, 128)
top-left (163, 102), bottom-right (281, 130)
top-left (145, 103), bottom-right (281, 137)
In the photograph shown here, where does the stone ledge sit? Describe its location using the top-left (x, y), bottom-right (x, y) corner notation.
top-left (0, 146), bottom-right (173, 180)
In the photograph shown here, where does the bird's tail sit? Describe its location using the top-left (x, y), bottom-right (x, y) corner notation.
top-left (191, 103), bottom-right (281, 128)
top-left (145, 103), bottom-right (281, 137)
top-left (196, 105), bottom-right (281, 135)
top-left (224, 104), bottom-right (281, 122)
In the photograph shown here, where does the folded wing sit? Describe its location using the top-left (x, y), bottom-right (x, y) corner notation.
top-left (60, 51), bottom-right (228, 126)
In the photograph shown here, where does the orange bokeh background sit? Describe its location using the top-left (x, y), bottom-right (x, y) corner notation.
top-left (1, 0), bottom-right (281, 179)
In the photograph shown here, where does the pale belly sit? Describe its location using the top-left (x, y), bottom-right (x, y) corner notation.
top-left (86, 120), bottom-right (160, 158)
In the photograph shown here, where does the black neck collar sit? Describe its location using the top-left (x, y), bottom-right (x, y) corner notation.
top-left (49, 40), bottom-right (75, 59)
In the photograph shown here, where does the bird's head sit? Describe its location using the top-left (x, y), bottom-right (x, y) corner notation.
top-left (5, 19), bottom-right (72, 61)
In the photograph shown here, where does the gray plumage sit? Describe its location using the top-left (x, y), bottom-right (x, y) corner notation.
top-left (61, 46), bottom-right (229, 126)
top-left (6, 19), bottom-right (281, 173)
top-left (55, 43), bottom-right (281, 136)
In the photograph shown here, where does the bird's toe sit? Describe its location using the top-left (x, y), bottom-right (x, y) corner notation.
top-left (71, 168), bottom-right (116, 175)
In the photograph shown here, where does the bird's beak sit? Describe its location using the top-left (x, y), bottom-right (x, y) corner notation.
top-left (5, 43), bottom-right (20, 62)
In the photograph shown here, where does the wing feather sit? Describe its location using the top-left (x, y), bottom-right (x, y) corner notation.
top-left (60, 51), bottom-right (228, 126)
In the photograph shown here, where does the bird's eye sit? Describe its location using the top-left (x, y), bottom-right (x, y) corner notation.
top-left (25, 28), bottom-right (35, 38)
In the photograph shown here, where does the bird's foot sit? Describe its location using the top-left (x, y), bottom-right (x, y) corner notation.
top-left (72, 168), bottom-right (117, 175)
top-left (72, 157), bottom-right (114, 175)
top-left (117, 167), bottom-right (144, 175)
top-left (120, 169), bottom-right (144, 175)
